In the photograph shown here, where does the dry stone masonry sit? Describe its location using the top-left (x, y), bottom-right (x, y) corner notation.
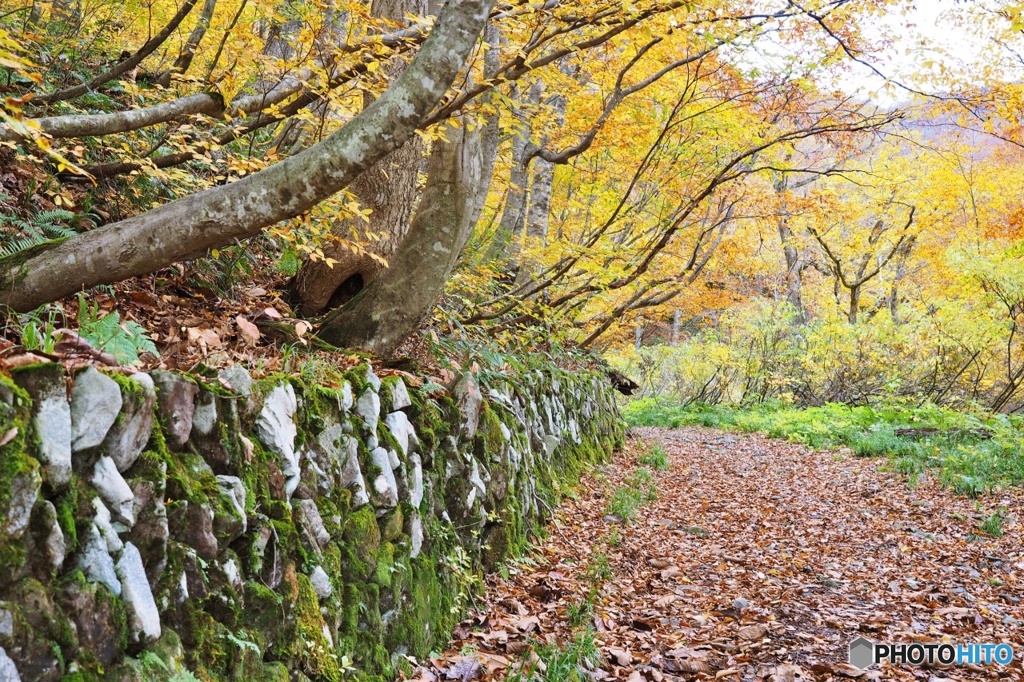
top-left (0, 360), bottom-right (623, 681)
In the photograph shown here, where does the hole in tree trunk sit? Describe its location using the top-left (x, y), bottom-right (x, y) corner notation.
top-left (326, 272), bottom-right (365, 309)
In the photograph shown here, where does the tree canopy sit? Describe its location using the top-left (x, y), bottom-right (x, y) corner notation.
top-left (2, 0), bottom-right (1024, 410)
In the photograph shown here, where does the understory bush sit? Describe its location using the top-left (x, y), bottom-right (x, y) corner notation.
top-left (607, 296), bottom-right (1024, 413)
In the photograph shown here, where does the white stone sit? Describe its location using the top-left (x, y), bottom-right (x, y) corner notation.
top-left (363, 365), bottom-right (381, 391)
top-left (356, 389), bottom-right (380, 434)
top-left (34, 395), bottom-right (72, 488)
top-left (500, 423), bottom-right (511, 442)
top-left (92, 456), bottom-right (135, 527)
top-left (218, 365), bottom-right (253, 396)
top-left (70, 367), bottom-right (122, 452)
top-left (191, 391), bottom-right (217, 436)
top-left (37, 500), bottom-right (66, 573)
top-left (117, 542), bottom-right (161, 642)
top-left (216, 476), bottom-right (247, 534)
top-left (370, 447), bottom-right (398, 508)
top-left (339, 436), bottom-right (370, 508)
top-left (339, 381), bottom-right (354, 411)
top-left (409, 513), bottom-right (423, 559)
top-left (0, 610), bottom-right (12, 638)
top-left (408, 454), bottom-right (424, 509)
top-left (469, 460), bottom-right (487, 498)
top-left (388, 449), bottom-right (400, 470)
top-left (222, 558), bottom-right (241, 590)
top-left (104, 373), bottom-right (155, 473)
top-left (384, 411), bottom-right (418, 457)
top-left (78, 524), bottom-right (120, 596)
top-left (389, 379), bottom-right (411, 410)
top-left (543, 434), bottom-right (560, 457)
top-left (92, 497), bottom-right (123, 553)
top-left (1, 470), bottom-right (39, 540)
top-left (0, 646), bottom-right (20, 682)
top-left (310, 566), bottom-right (332, 599)
top-left (256, 383), bottom-right (300, 499)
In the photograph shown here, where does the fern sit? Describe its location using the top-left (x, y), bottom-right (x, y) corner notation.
top-left (77, 295), bottom-right (159, 365)
top-left (1, 208), bottom-right (84, 257)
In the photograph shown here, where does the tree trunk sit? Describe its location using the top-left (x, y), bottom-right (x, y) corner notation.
top-left (484, 79), bottom-right (542, 263)
top-left (671, 310), bottom-right (680, 344)
top-left (848, 284), bottom-right (860, 324)
top-left (287, 0), bottom-right (427, 315)
top-left (0, 0), bottom-right (495, 312)
top-left (514, 85), bottom-right (567, 288)
top-left (155, 0), bottom-right (219, 86)
top-left (317, 120), bottom-right (490, 353)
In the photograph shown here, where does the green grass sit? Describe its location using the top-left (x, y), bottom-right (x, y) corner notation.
top-left (507, 630), bottom-right (603, 682)
top-left (638, 443), bottom-right (670, 470)
top-left (980, 508), bottom-right (1006, 537)
top-left (624, 399), bottom-right (1024, 497)
top-left (605, 466), bottom-right (658, 521)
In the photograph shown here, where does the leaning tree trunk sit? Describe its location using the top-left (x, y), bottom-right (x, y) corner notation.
top-left (287, 0), bottom-right (427, 316)
top-left (317, 120), bottom-right (491, 353)
top-left (0, 0), bottom-right (495, 312)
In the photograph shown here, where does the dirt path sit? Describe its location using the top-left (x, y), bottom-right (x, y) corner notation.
top-left (424, 427), bottom-right (1024, 682)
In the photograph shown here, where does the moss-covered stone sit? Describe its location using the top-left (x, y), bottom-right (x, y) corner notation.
top-left (0, 356), bottom-right (624, 682)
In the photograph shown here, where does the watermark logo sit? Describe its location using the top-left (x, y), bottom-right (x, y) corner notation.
top-left (848, 637), bottom-right (1014, 669)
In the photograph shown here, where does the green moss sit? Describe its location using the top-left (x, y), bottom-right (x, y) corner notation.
top-left (342, 506), bottom-right (380, 581)
top-left (286, 574), bottom-right (342, 682)
top-left (378, 508), bottom-right (403, 543)
top-left (477, 402), bottom-right (504, 457)
top-left (373, 542), bottom-right (394, 587)
top-left (0, 374), bottom-right (38, 582)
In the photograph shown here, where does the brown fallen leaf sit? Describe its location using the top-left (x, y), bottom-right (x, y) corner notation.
top-left (444, 658), bottom-right (481, 682)
top-left (649, 558), bottom-right (673, 569)
top-left (715, 669), bottom-right (740, 679)
top-left (830, 663), bottom-right (881, 679)
top-left (236, 315), bottom-right (260, 344)
top-left (653, 594), bottom-right (678, 608)
top-left (605, 647), bottom-right (631, 666)
top-left (625, 671), bottom-right (644, 682)
top-left (660, 566), bottom-right (682, 580)
top-left (514, 615), bottom-right (540, 633)
top-left (505, 640), bottom-right (528, 655)
top-left (0, 427), bottom-right (17, 447)
top-left (770, 664), bottom-right (805, 682)
top-left (736, 623), bottom-right (769, 641)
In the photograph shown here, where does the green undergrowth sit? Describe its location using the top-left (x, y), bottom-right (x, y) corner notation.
top-left (624, 399), bottom-right (1024, 496)
top-left (605, 465), bottom-right (659, 522)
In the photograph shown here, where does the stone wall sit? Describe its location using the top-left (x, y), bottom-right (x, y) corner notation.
top-left (0, 359), bottom-right (623, 681)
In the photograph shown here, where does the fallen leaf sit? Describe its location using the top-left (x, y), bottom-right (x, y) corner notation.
top-left (0, 427), bottom-right (17, 447)
top-left (770, 664), bottom-right (804, 682)
top-left (737, 623), bottom-right (769, 641)
top-left (625, 671), bottom-right (644, 682)
top-left (444, 658), bottom-right (481, 682)
top-left (514, 615), bottom-right (540, 633)
top-left (605, 647), bottom-right (631, 666)
top-left (654, 594), bottom-right (678, 607)
top-left (236, 315), bottom-right (260, 344)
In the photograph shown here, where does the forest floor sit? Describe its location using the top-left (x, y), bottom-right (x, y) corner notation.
top-left (422, 427), bottom-right (1024, 682)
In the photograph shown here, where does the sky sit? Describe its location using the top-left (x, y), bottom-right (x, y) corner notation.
top-left (740, 0), bottom-right (1024, 106)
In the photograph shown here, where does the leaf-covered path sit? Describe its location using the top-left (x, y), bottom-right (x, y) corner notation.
top-left (425, 427), bottom-right (1024, 682)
